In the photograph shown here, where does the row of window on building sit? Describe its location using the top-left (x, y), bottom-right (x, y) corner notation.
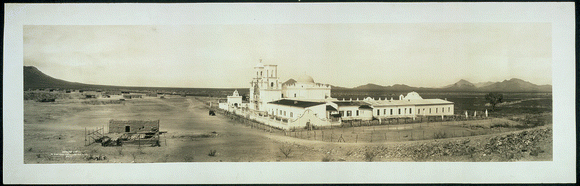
top-left (374, 107), bottom-right (452, 116)
top-left (272, 109), bottom-right (294, 118)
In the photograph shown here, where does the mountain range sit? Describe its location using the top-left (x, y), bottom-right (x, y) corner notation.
top-left (24, 66), bottom-right (551, 92)
top-left (345, 78), bottom-right (551, 92)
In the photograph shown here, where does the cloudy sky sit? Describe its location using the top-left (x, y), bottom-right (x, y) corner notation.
top-left (24, 23), bottom-right (552, 88)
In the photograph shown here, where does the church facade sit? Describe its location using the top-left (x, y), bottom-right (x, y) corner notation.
top-left (219, 59), bottom-right (454, 130)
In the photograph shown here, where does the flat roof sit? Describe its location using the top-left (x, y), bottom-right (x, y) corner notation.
top-left (268, 99), bottom-right (326, 108)
top-left (333, 101), bottom-right (369, 106)
top-left (365, 99), bottom-right (453, 106)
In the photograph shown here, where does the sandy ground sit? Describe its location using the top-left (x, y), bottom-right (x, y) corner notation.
top-left (23, 97), bottom-right (552, 163)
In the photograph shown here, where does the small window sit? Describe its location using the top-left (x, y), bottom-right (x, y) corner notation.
top-left (448, 107), bottom-right (450, 112)
top-left (384, 109), bottom-right (386, 115)
top-left (339, 111), bottom-right (344, 117)
top-left (356, 110), bottom-right (359, 116)
top-left (347, 110), bottom-right (352, 116)
top-left (271, 82), bottom-right (274, 87)
top-left (284, 111), bottom-right (286, 116)
top-left (436, 108), bottom-right (438, 113)
top-left (294, 93), bottom-right (296, 97)
top-left (409, 108), bottom-right (412, 114)
top-left (405, 108), bottom-right (407, 114)
top-left (398, 109), bottom-right (401, 115)
top-left (290, 112), bottom-right (293, 117)
top-left (418, 109), bottom-right (420, 114)
top-left (430, 108), bottom-right (432, 114)
top-left (125, 126), bottom-right (130, 132)
top-left (390, 109), bottom-right (393, 115)
top-left (377, 109), bottom-right (380, 116)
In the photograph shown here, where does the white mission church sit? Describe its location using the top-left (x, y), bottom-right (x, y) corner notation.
top-left (219, 60), bottom-right (454, 130)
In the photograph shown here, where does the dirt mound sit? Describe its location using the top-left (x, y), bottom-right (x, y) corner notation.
top-left (401, 126), bottom-right (552, 161)
top-left (338, 126), bottom-right (552, 162)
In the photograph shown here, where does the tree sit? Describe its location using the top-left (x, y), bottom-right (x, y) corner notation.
top-left (485, 92), bottom-right (503, 111)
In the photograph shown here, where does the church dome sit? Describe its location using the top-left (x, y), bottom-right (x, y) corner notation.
top-left (296, 75), bottom-right (315, 84)
top-left (404, 91), bottom-right (423, 100)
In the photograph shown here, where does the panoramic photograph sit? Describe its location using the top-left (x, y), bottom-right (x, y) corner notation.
top-left (22, 23), bottom-right (553, 163)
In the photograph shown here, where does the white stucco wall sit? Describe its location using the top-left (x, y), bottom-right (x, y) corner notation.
top-left (372, 105), bottom-right (416, 118)
top-left (415, 104), bottom-right (454, 116)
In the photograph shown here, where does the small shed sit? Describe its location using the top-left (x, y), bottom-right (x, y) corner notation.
top-left (108, 119), bottom-right (159, 133)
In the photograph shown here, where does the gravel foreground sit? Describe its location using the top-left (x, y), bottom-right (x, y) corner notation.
top-left (291, 125), bottom-right (552, 162)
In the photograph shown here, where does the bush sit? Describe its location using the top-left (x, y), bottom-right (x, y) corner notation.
top-left (364, 148), bottom-right (379, 162)
top-left (208, 149), bottom-right (217, 156)
top-left (322, 155), bottom-right (333, 162)
top-left (279, 144), bottom-right (293, 158)
top-left (183, 156), bottom-right (194, 162)
top-left (491, 122), bottom-right (510, 128)
top-left (434, 131), bottom-right (447, 139)
top-left (322, 151), bottom-right (333, 162)
top-left (116, 146), bottom-right (124, 155)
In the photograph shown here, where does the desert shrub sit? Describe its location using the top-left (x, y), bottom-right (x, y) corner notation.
top-left (433, 131), bottom-right (447, 139)
top-left (279, 144), bottom-right (293, 158)
top-left (364, 148), bottom-right (379, 162)
top-left (183, 156), bottom-right (194, 162)
top-left (131, 153), bottom-right (138, 162)
top-left (208, 149), bottom-right (217, 156)
top-left (321, 154), bottom-right (332, 162)
top-left (491, 122), bottom-right (510, 128)
top-left (345, 150), bottom-right (354, 157)
top-left (116, 146), bottom-right (124, 155)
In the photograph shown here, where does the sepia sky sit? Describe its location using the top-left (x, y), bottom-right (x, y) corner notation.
top-left (24, 23), bottom-right (552, 88)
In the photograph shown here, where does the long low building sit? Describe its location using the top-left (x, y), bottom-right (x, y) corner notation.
top-left (218, 59), bottom-right (455, 130)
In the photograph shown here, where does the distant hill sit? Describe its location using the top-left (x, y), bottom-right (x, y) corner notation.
top-left (346, 79), bottom-right (551, 93)
top-left (24, 66), bottom-right (97, 90)
top-left (473, 81), bottom-right (495, 88)
top-left (441, 79), bottom-right (477, 91)
top-left (353, 83), bottom-right (424, 91)
top-left (24, 65), bottom-right (551, 93)
top-left (353, 83), bottom-right (387, 90)
top-left (479, 78), bottom-right (552, 92)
